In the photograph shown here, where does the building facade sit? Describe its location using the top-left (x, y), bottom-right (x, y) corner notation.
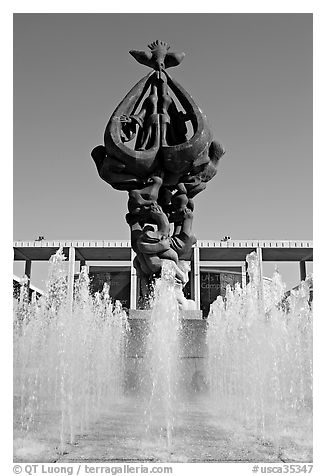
top-left (13, 240), bottom-right (313, 316)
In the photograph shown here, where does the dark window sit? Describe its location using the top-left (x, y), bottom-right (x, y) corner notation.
top-left (89, 266), bottom-right (131, 310)
top-left (200, 267), bottom-right (242, 317)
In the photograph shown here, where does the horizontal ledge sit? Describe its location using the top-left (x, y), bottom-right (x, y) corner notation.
top-left (126, 355), bottom-right (206, 359)
top-left (128, 310), bottom-right (203, 320)
top-left (13, 239), bottom-right (312, 248)
top-left (13, 240), bottom-right (313, 262)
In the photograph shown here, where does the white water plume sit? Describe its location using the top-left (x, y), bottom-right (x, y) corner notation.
top-left (144, 260), bottom-right (182, 446)
top-left (206, 252), bottom-right (312, 439)
top-left (14, 248), bottom-right (129, 451)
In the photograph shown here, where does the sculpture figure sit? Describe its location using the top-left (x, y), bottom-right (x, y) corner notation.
top-left (92, 40), bottom-right (225, 309)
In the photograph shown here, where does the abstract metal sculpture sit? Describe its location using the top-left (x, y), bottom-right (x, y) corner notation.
top-left (92, 40), bottom-right (225, 308)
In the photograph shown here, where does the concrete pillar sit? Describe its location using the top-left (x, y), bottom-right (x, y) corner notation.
top-left (245, 259), bottom-right (250, 284)
top-left (80, 259), bottom-right (86, 271)
top-left (256, 246), bottom-right (263, 283)
top-left (130, 249), bottom-right (137, 309)
top-left (190, 258), bottom-right (195, 301)
top-left (193, 245), bottom-right (201, 311)
top-left (67, 246), bottom-right (75, 312)
top-left (24, 260), bottom-right (31, 295)
top-left (300, 260), bottom-right (307, 282)
top-left (256, 246), bottom-right (264, 309)
top-left (24, 260), bottom-right (31, 279)
top-left (241, 262), bottom-right (247, 288)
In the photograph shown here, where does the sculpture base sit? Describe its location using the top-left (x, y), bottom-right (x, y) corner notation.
top-left (125, 309), bottom-right (207, 394)
top-left (128, 309), bottom-right (203, 319)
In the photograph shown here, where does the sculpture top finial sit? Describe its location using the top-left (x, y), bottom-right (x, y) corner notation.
top-left (129, 40), bottom-right (185, 71)
top-left (147, 40), bottom-right (170, 52)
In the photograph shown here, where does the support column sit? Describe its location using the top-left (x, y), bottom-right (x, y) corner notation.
top-left (194, 245), bottom-right (201, 311)
top-left (256, 246), bottom-right (263, 283)
top-left (245, 259), bottom-right (250, 284)
top-left (80, 259), bottom-right (86, 271)
top-left (24, 260), bottom-right (31, 295)
top-left (130, 249), bottom-right (137, 309)
top-left (241, 262), bottom-right (247, 288)
top-left (67, 246), bottom-right (75, 312)
top-left (256, 246), bottom-right (264, 309)
top-left (24, 260), bottom-right (31, 279)
top-left (300, 260), bottom-right (307, 282)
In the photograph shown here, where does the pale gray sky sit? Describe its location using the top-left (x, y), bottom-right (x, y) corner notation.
top-left (13, 13), bottom-right (312, 288)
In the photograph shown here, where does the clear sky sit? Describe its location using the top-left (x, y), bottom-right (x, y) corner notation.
top-left (13, 13), bottom-right (312, 288)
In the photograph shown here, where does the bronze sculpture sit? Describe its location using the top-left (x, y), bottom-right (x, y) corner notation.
top-left (92, 40), bottom-right (225, 308)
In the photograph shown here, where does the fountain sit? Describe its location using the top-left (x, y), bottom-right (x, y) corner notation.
top-left (14, 249), bottom-right (129, 459)
top-left (13, 40), bottom-right (312, 463)
top-left (13, 250), bottom-right (312, 462)
top-left (143, 260), bottom-right (181, 448)
top-left (206, 253), bottom-right (312, 450)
